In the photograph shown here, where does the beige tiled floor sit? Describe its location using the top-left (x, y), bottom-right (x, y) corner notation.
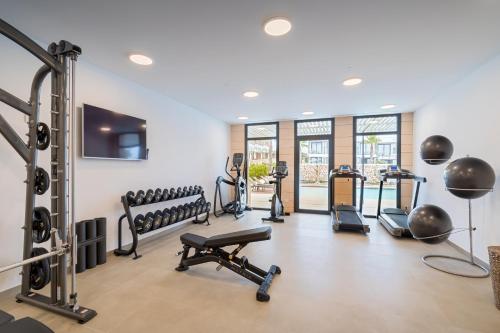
top-left (1, 211), bottom-right (499, 332)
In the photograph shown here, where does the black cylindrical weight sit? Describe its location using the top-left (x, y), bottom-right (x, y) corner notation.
top-left (135, 190), bottom-right (145, 206)
top-left (161, 208), bottom-right (171, 227)
top-left (143, 212), bottom-right (154, 232)
top-left (144, 189), bottom-right (154, 204)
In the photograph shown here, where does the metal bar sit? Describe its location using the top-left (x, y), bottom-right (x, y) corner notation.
top-left (468, 199), bottom-right (474, 264)
top-left (49, 67), bottom-right (58, 303)
top-left (0, 114), bottom-right (30, 162)
top-left (0, 18), bottom-right (62, 72)
top-left (69, 55), bottom-right (78, 309)
top-left (20, 65), bottom-right (51, 295)
top-left (0, 88), bottom-right (32, 116)
top-left (0, 249), bottom-right (64, 274)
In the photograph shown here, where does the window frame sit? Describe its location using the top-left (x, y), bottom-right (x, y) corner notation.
top-left (352, 114), bottom-right (402, 217)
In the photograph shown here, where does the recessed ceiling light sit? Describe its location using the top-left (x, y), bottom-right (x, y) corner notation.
top-left (381, 104), bottom-right (396, 110)
top-left (238, 116), bottom-right (249, 120)
top-left (243, 91), bottom-right (259, 98)
top-left (100, 127), bottom-right (111, 132)
top-left (263, 17), bottom-right (292, 36)
top-left (129, 54), bottom-right (153, 66)
top-left (342, 77), bottom-right (363, 86)
top-left (302, 111), bottom-right (314, 115)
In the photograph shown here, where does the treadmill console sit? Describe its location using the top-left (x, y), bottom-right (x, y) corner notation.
top-left (339, 165), bottom-right (351, 173)
top-left (387, 165), bottom-right (400, 174)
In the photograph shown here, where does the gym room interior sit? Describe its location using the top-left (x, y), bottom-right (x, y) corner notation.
top-left (0, 1), bottom-right (499, 332)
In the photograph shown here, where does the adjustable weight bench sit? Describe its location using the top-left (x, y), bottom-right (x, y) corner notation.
top-left (176, 226), bottom-right (281, 302)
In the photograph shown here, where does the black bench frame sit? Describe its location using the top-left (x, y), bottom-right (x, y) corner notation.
top-left (176, 242), bottom-right (281, 302)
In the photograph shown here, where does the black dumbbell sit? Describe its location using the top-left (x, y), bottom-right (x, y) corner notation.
top-left (169, 207), bottom-right (178, 224)
top-left (153, 188), bottom-right (163, 202)
top-left (134, 214), bottom-right (152, 234)
top-left (182, 186), bottom-right (189, 197)
top-left (183, 204), bottom-right (191, 219)
top-left (187, 186), bottom-right (194, 196)
top-left (151, 210), bottom-right (163, 230)
top-left (125, 191), bottom-right (136, 206)
top-left (189, 202), bottom-right (197, 217)
top-left (198, 186), bottom-right (204, 194)
top-left (193, 185), bottom-right (199, 195)
top-left (143, 212), bottom-right (155, 232)
top-left (162, 208), bottom-right (171, 227)
top-left (144, 189), bottom-right (154, 204)
top-left (134, 190), bottom-right (145, 206)
top-left (195, 202), bottom-right (203, 215)
top-left (176, 205), bottom-right (185, 221)
top-left (169, 187), bottom-right (176, 199)
top-left (176, 187), bottom-right (183, 198)
top-left (205, 202), bottom-right (212, 213)
top-left (162, 189), bottom-right (170, 201)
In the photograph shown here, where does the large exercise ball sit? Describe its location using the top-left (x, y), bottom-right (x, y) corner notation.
top-left (408, 205), bottom-right (453, 244)
top-left (420, 135), bottom-right (454, 165)
top-left (444, 157), bottom-right (496, 199)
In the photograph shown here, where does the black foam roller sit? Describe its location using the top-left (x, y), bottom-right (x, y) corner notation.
top-left (76, 221), bottom-right (87, 273)
top-left (95, 217), bottom-right (107, 265)
top-left (85, 220), bottom-right (97, 269)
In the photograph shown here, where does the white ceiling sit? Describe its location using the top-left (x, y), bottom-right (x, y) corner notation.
top-left (3, 1), bottom-right (500, 124)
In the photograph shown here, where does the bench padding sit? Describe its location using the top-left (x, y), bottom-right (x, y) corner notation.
top-left (180, 227), bottom-right (272, 249)
top-left (0, 317), bottom-right (53, 333)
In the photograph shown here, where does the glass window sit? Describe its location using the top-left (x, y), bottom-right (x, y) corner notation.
top-left (356, 116), bottom-right (398, 133)
top-left (297, 120), bottom-right (332, 136)
top-left (247, 124), bottom-right (277, 138)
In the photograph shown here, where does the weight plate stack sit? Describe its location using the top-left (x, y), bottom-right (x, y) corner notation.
top-left (30, 248), bottom-right (51, 290)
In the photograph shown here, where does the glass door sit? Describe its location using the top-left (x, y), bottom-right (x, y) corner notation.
top-left (246, 123), bottom-right (278, 209)
top-left (354, 115), bottom-right (400, 216)
top-left (294, 120), bottom-right (333, 214)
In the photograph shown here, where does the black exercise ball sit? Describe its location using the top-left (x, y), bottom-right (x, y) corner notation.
top-left (408, 205), bottom-right (453, 244)
top-left (444, 157), bottom-right (496, 199)
top-left (420, 135), bottom-right (454, 165)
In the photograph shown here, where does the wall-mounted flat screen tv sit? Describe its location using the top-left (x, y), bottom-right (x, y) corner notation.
top-left (82, 104), bottom-right (147, 160)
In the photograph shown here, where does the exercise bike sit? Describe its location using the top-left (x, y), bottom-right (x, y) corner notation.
top-left (214, 153), bottom-right (251, 219)
top-left (262, 161), bottom-right (289, 223)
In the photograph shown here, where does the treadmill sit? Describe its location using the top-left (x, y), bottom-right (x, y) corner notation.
top-left (329, 165), bottom-right (370, 234)
top-left (376, 165), bottom-right (426, 237)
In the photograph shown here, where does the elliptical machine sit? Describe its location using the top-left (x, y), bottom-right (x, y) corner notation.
top-left (262, 161), bottom-right (289, 223)
top-left (214, 153), bottom-right (251, 219)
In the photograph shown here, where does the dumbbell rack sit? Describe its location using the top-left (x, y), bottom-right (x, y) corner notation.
top-left (114, 187), bottom-right (210, 260)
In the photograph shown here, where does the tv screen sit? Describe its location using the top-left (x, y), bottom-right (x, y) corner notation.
top-left (82, 104), bottom-right (147, 160)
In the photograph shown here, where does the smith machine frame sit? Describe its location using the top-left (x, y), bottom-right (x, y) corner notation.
top-left (0, 18), bottom-right (96, 322)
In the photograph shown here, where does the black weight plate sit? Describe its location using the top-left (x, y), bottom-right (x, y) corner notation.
top-left (36, 122), bottom-right (50, 150)
top-left (32, 207), bottom-right (51, 243)
top-left (34, 167), bottom-right (50, 195)
top-left (30, 247), bottom-right (51, 290)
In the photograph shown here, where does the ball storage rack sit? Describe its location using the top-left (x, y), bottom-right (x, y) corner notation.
top-left (0, 19), bottom-right (96, 323)
top-left (114, 186), bottom-right (210, 260)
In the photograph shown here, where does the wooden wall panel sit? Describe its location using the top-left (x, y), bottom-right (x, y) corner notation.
top-left (334, 117), bottom-right (354, 206)
top-left (400, 112), bottom-right (414, 209)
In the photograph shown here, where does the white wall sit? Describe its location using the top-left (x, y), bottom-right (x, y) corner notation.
top-left (414, 54), bottom-right (500, 262)
top-left (0, 37), bottom-right (230, 291)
